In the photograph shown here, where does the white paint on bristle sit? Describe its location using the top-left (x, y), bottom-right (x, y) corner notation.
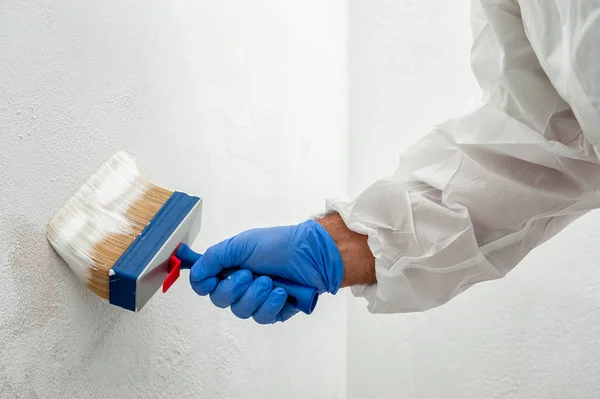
top-left (95, 155), bottom-right (140, 206)
top-left (46, 152), bottom-right (151, 285)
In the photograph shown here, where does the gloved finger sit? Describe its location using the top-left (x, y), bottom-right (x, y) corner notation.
top-left (278, 303), bottom-right (300, 322)
top-left (189, 234), bottom-right (257, 281)
top-left (230, 276), bottom-right (273, 319)
top-left (215, 233), bottom-right (258, 269)
top-left (189, 248), bottom-right (225, 282)
top-left (189, 276), bottom-right (219, 296)
top-left (252, 288), bottom-right (287, 325)
top-left (209, 269), bottom-right (253, 308)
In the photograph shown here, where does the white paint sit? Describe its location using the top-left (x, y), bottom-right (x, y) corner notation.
top-left (94, 152), bottom-right (139, 206)
top-left (0, 1), bottom-right (347, 398)
top-left (346, 1), bottom-right (600, 398)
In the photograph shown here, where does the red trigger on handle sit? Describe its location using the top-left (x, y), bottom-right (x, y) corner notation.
top-left (162, 244), bottom-right (183, 293)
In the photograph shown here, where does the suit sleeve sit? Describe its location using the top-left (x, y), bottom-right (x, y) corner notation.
top-left (327, 0), bottom-right (600, 313)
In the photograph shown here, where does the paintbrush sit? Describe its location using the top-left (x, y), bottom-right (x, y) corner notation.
top-left (46, 152), bottom-right (319, 313)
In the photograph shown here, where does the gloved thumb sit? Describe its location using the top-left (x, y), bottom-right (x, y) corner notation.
top-left (189, 235), bottom-right (252, 282)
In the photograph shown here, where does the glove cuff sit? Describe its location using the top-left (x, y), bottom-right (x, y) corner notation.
top-left (305, 220), bottom-right (345, 294)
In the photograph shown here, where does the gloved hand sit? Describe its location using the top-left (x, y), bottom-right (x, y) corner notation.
top-left (189, 219), bottom-right (344, 324)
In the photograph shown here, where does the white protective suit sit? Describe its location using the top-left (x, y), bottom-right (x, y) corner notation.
top-left (328, 0), bottom-right (600, 313)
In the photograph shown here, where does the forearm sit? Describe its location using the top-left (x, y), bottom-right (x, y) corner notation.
top-left (317, 212), bottom-right (376, 288)
top-left (324, 101), bottom-right (600, 314)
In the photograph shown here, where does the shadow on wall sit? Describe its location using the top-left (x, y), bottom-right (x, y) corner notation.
top-left (0, 215), bottom-right (125, 396)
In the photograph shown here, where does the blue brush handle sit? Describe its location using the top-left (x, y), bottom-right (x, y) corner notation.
top-left (176, 243), bottom-right (319, 315)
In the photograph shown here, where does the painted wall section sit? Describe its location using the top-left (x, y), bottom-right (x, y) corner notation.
top-left (346, 1), bottom-right (600, 398)
top-left (0, 1), bottom-right (347, 398)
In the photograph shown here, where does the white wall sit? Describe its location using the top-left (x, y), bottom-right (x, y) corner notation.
top-left (347, 1), bottom-right (600, 398)
top-left (5, 2), bottom-right (598, 398)
top-left (0, 1), bottom-right (347, 398)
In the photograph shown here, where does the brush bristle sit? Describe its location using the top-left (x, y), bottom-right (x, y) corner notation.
top-left (46, 152), bottom-right (173, 300)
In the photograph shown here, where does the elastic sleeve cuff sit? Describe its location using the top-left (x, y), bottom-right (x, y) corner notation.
top-left (325, 191), bottom-right (424, 314)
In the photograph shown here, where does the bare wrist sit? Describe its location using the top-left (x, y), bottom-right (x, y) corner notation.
top-left (316, 212), bottom-right (376, 287)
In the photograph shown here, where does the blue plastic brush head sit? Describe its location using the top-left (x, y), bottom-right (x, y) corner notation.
top-left (108, 192), bottom-right (202, 311)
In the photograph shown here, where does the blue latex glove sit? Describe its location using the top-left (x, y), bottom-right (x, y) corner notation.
top-left (189, 220), bottom-right (344, 324)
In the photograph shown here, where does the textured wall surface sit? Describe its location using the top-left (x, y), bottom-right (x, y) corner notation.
top-left (0, 1), bottom-right (347, 398)
top-left (346, 1), bottom-right (600, 398)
